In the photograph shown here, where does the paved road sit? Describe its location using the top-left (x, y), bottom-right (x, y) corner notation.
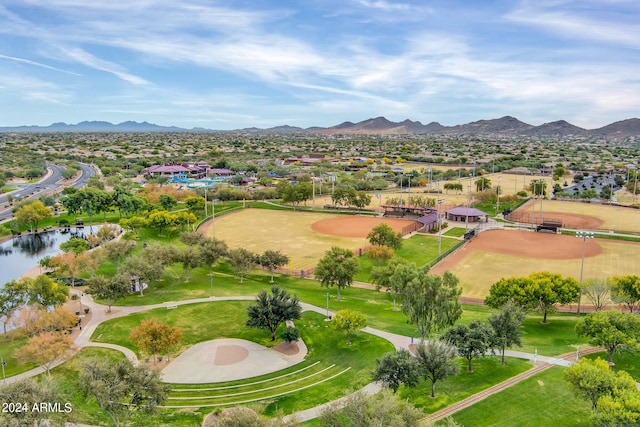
top-left (0, 162), bottom-right (95, 221)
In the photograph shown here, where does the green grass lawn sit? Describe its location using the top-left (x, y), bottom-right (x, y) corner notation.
top-left (519, 313), bottom-right (589, 355)
top-left (449, 367), bottom-right (592, 427)
top-left (443, 227), bottom-right (466, 237)
top-left (400, 356), bottom-right (531, 413)
top-left (98, 257), bottom-right (588, 356)
top-left (90, 310), bottom-right (393, 425)
top-left (0, 335), bottom-right (38, 377)
top-left (355, 233), bottom-right (461, 282)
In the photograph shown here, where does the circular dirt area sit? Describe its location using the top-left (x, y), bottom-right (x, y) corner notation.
top-left (311, 216), bottom-right (417, 238)
top-left (214, 345), bottom-right (249, 365)
top-left (432, 229), bottom-right (603, 274)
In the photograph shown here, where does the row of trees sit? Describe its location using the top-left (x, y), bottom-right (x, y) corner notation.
top-left (373, 303), bottom-right (525, 398)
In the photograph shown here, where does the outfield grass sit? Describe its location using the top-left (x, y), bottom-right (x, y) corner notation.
top-left (444, 239), bottom-right (640, 298)
top-left (450, 367), bottom-right (591, 427)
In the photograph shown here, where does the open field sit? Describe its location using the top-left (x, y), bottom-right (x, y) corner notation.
top-left (514, 199), bottom-right (640, 232)
top-left (201, 209), bottom-right (416, 270)
top-left (432, 229), bottom-right (640, 298)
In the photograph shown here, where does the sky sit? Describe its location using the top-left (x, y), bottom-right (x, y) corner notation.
top-left (0, 0), bottom-right (638, 130)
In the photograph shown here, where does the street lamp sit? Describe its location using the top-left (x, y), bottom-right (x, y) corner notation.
top-left (438, 198), bottom-right (445, 256)
top-left (325, 292), bottom-right (331, 321)
top-left (576, 231), bottom-right (594, 315)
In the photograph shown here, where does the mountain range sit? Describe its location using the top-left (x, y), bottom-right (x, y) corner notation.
top-left (1, 116), bottom-right (639, 139)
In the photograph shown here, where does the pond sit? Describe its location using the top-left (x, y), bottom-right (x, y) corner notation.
top-left (0, 226), bottom-right (101, 284)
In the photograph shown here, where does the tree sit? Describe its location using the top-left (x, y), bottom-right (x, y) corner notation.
top-left (50, 250), bottom-right (91, 288)
top-left (86, 274), bottom-right (130, 313)
top-left (485, 276), bottom-right (534, 310)
top-left (148, 210), bottom-right (176, 236)
top-left (565, 357), bottom-right (637, 410)
top-left (367, 244), bottom-right (394, 265)
top-left (228, 247), bottom-right (257, 283)
top-left (397, 265), bottom-right (462, 341)
top-left (121, 255), bottom-right (163, 296)
top-left (79, 357), bottom-right (170, 427)
top-left (314, 246), bottom-right (360, 302)
top-left (370, 257), bottom-right (408, 310)
top-left (576, 310), bottom-right (640, 364)
top-left (367, 222), bottom-right (403, 249)
top-left (258, 250), bottom-right (290, 283)
top-left (280, 326), bottom-right (300, 348)
top-left (59, 237), bottom-right (90, 254)
top-left (0, 279), bottom-right (27, 337)
top-left (0, 378), bottom-right (69, 427)
top-left (200, 238), bottom-right (228, 292)
top-left (102, 239), bottom-right (136, 267)
top-left (415, 340), bottom-right (459, 398)
top-left (485, 272), bottom-right (580, 323)
top-left (592, 389), bottom-right (640, 426)
top-left (487, 303), bottom-right (526, 364)
top-left (129, 318), bottom-right (183, 362)
top-left (319, 388), bottom-right (423, 427)
top-left (32, 306), bottom-right (78, 334)
top-left (14, 200), bottom-right (52, 232)
top-left (443, 320), bottom-right (494, 372)
top-left (528, 272), bottom-right (580, 323)
top-left (246, 286), bottom-right (302, 341)
top-left (159, 194), bottom-right (177, 211)
top-left (372, 349), bottom-right (422, 393)
top-left (610, 275), bottom-right (640, 313)
top-left (175, 246), bottom-right (202, 282)
top-left (119, 215), bottom-right (149, 234)
top-left (179, 231), bottom-right (204, 247)
top-left (14, 331), bottom-right (75, 376)
top-left (184, 196), bottom-right (205, 212)
top-left (331, 309), bottom-right (367, 344)
top-left (474, 177), bottom-right (491, 192)
top-left (26, 274), bottom-right (68, 308)
top-left (582, 279), bottom-right (613, 312)
top-left (60, 191), bottom-right (83, 222)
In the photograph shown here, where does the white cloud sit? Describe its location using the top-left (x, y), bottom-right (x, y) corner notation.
top-left (506, 3), bottom-right (640, 48)
top-left (61, 48), bottom-right (150, 85)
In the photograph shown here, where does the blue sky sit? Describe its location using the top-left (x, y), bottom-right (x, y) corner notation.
top-left (0, 0), bottom-right (638, 129)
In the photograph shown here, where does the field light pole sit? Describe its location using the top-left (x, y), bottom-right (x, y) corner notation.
top-left (496, 176), bottom-right (502, 214)
top-left (576, 231), bottom-right (594, 316)
top-left (438, 198), bottom-right (445, 256)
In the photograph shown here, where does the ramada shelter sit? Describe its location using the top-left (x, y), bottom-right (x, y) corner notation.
top-left (445, 207), bottom-right (489, 223)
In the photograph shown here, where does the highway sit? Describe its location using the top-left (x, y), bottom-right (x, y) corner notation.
top-left (0, 162), bottom-right (95, 221)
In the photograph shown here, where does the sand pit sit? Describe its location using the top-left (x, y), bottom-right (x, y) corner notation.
top-left (311, 216), bottom-right (417, 238)
top-left (161, 338), bottom-right (308, 383)
top-left (431, 229), bottom-right (603, 275)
